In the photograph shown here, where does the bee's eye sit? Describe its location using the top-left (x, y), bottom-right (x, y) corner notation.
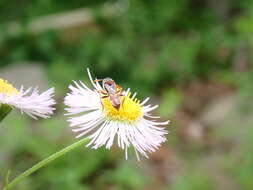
top-left (106, 82), bottom-right (113, 86)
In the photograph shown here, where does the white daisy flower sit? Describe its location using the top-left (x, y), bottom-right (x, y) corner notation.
top-left (64, 69), bottom-right (169, 160)
top-left (0, 78), bottom-right (56, 120)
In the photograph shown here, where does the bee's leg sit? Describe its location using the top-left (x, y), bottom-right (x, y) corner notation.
top-left (97, 90), bottom-right (107, 94)
top-left (115, 87), bottom-right (124, 96)
top-left (94, 79), bottom-right (103, 83)
top-left (97, 90), bottom-right (108, 95)
top-left (116, 85), bottom-right (122, 92)
top-left (97, 90), bottom-right (109, 110)
top-left (99, 95), bottom-right (109, 111)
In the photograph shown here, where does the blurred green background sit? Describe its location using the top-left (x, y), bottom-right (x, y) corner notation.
top-left (0, 0), bottom-right (253, 189)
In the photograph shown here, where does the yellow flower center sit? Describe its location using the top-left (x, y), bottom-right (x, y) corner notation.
top-left (101, 93), bottom-right (142, 123)
top-left (0, 78), bottom-right (18, 96)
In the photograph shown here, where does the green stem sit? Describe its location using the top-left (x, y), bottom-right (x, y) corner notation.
top-left (3, 137), bottom-right (89, 190)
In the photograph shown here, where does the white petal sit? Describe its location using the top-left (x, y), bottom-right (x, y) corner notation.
top-left (0, 87), bottom-right (55, 119)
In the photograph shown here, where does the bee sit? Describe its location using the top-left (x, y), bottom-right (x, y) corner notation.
top-left (95, 78), bottom-right (124, 110)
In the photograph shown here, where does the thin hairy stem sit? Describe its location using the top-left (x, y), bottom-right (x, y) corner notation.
top-left (3, 137), bottom-right (89, 190)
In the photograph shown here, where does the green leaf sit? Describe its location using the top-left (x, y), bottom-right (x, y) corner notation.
top-left (0, 104), bottom-right (12, 122)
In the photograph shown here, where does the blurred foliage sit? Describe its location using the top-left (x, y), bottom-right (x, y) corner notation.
top-left (159, 89), bottom-right (182, 117)
top-left (0, 0), bottom-right (252, 97)
top-left (0, 0), bottom-right (253, 189)
top-left (170, 168), bottom-right (216, 190)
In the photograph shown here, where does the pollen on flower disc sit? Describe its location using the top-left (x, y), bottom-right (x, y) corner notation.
top-left (0, 79), bottom-right (18, 96)
top-left (101, 93), bottom-right (142, 122)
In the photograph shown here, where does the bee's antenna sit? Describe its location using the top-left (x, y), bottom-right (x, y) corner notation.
top-left (94, 79), bottom-right (103, 82)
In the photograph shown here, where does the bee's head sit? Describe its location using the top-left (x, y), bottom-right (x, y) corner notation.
top-left (102, 78), bottom-right (116, 91)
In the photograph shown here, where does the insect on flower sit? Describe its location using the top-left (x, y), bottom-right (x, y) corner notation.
top-left (95, 78), bottom-right (124, 110)
top-left (64, 69), bottom-right (169, 160)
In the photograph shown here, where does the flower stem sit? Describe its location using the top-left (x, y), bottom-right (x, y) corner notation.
top-left (3, 137), bottom-right (89, 190)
